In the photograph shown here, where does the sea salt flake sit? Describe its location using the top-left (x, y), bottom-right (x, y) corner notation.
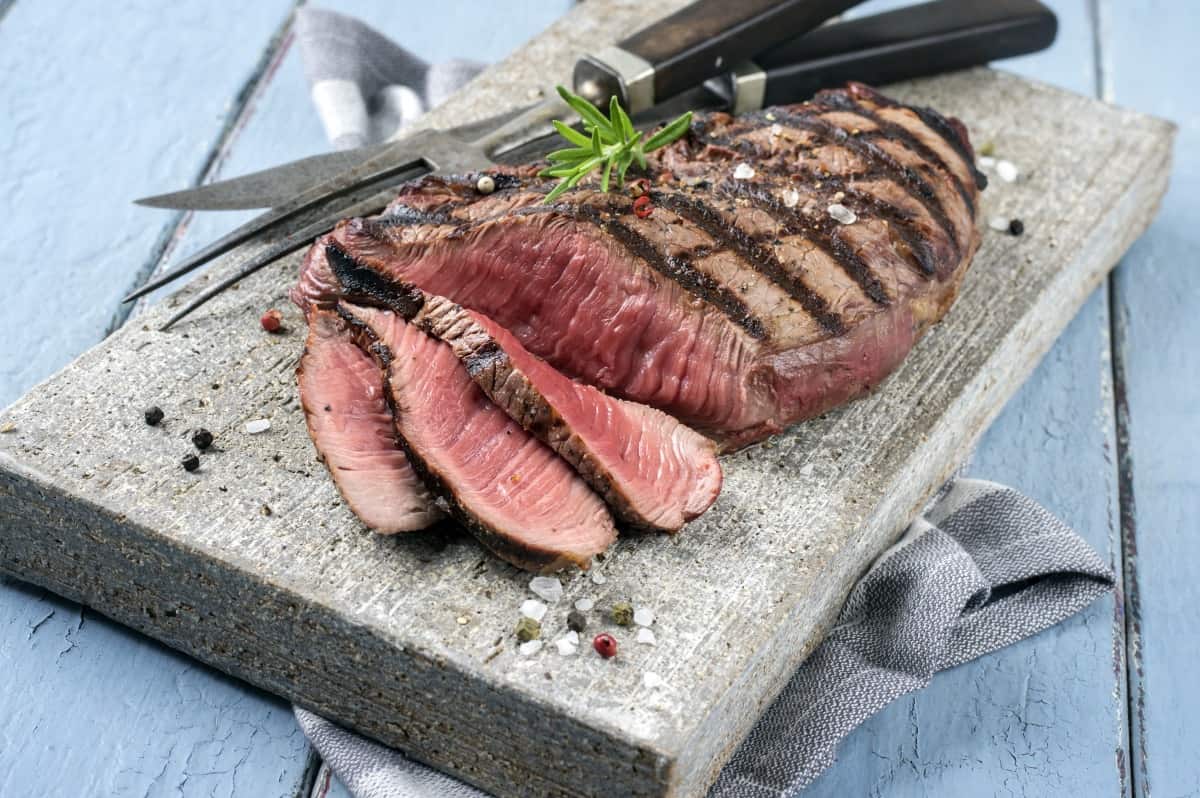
top-left (782, 188), bottom-right (800, 208)
top-left (519, 640), bottom-right (543, 656)
top-left (642, 672), bottom-right (665, 689)
top-left (637, 628), bottom-right (657, 646)
top-left (244, 418), bottom-right (271, 434)
top-left (564, 630), bottom-right (579, 646)
top-left (827, 204), bottom-right (857, 225)
top-left (732, 163), bottom-right (756, 180)
top-left (555, 637), bottom-right (578, 656)
top-left (996, 160), bottom-right (1019, 183)
top-left (633, 607), bottom-right (655, 627)
top-left (574, 598), bottom-right (595, 612)
top-left (798, 462), bottom-right (815, 477)
top-left (529, 576), bottom-right (563, 603)
top-left (978, 155), bottom-right (997, 169)
top-left (590, 572), bottom-right (608, 585)
top-left (520, 599), bottom-right (547, 621)
top-left (988, 215), bottom-right (1011, 232)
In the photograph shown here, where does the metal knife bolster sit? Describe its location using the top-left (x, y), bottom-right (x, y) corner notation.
top-left (572, 0), bottom-right (868, 113)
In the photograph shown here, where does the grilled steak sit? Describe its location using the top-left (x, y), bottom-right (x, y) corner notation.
top-left (294, 83), bottom-right (981, 450)
top-left (339, 301), bottom-right (617, 571)
top-left (325, 250), bottom-right (721, 532)
top-left (297, 311), bottom-right (440, 532)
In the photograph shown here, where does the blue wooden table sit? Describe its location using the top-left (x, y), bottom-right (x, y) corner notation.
top-left (0, 2), bottom-right (1193, 795)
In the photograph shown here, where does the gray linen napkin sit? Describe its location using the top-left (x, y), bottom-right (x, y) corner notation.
top-left (290, 10), bottom-right (1116, 797)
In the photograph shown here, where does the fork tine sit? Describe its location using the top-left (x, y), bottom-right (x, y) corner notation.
top-left (124, 148), bottom-right (432, 303)
top-left (156, 185), bottom-right (404, 330)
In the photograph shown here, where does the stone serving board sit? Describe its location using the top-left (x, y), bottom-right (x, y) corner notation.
top-left (0, 2), bottom-right (1175, 796)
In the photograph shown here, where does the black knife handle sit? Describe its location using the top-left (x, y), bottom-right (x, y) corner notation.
top-left (750, 0), bottom-right (1057, 108)
top-left (573, 0), bottom-right (867, 113)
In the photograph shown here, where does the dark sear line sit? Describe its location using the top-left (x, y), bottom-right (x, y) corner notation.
top-left (710, 110), bottom-right (961, 254)
top-left (909, 106), bottom-right (983, 188)
top-left (533, 201), bottom-right (770, 340)
top-left (650, 189), bottom-right (846, 335)
top-left (715, 178), bottom-right (889, 306)
top-left (809, 94), bottom-right (975, 213)
top-left (687, 133), bottom-right (939, 277)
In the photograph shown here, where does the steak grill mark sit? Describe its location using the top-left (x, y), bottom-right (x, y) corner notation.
top-left (713, 178), bottom-right (891, 306)
top-left (649, 189), bottom-right (846, 335)
top-left (514, 201), bottom-right (770, 340)
top-left (710, 110), bottom-right (961, 253)
top-left (810, 94), bottom-right (975, 213)
top-left (361, 192), bottom-right (771, 341)
top-left (688, 133), bottom-right (940, 278)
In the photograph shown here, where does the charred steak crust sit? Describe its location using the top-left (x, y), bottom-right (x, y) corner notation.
top-left (293, 84), bottom-right (982, 448)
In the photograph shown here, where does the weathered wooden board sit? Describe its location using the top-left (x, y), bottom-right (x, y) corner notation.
top-left (0, 2), bottom-right (1175, 797)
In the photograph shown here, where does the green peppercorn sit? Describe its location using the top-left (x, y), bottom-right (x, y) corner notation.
top-left (612, 601), bottom-right (634, 627)
top-left (567, 610), bottom-right (587, 633)
top-left (515, 617), bottom-right (541, 642)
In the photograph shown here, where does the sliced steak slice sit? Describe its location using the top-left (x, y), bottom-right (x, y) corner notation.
top-left (293, 84), bottom-right (980, 450)
top-left (339, 301), bottom-right (616, 572)
top-left (297, 311), bottom-right (440, 533)
top-left (326, 259), bottom-right (721, 531)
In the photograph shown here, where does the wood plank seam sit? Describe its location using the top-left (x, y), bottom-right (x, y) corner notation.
top-left (1111, 279), bottom-right (1148, 798)
top-left (108, 0), bottom-right (305, 336)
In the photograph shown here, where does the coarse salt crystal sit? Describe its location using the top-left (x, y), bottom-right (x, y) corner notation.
top-left (827, 204), bottom-right (857, 225)
top-left (637, 628), bottom-right (657, 646)
top-left (996, 160), bottom-right (1019, 183)
top-left (520, 599), bottom-right (547, 621)
top-left (782, 188), bottom-right (800, 208)
top-left (732, 163), bottom-right (756, 180)
top-left (642, 672), bottom-right (665, 689)
top-left (832, 191), bottom-right (845, 203)
top-left (978, 155), bottom-right (997, 169)
top-left (529, 576), bottom-right (562, 603)
top-left (519, 640), bottom-right (543, 656)
top-left (633, 607), bottom-right (655, 627)
top-left (988, 216), bottom-right (1011, 232)
top-left (590, 572), bottom-right (608, 586)
top-left (244, 418), bottom-right (271, 434)
top-left (769, 123), bottom-right (783, 138)
top-left (798, 462), bottom-right (815, 477)
top-left (555, 636), bottom-right (578, 656)
top-left (574, 598), bottom-right (595, 612)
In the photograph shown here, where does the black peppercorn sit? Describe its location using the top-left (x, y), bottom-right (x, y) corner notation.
top-left (191, 428), bottom-right (214, 450)
top-left (1008, 218), bottom-right (1025, 236)
top-left (567, 610), bottom-right (587, 633)
top-left (182, 453), bottom-right (200, 472)
top-left (144, 406), bottom-right (164, 426)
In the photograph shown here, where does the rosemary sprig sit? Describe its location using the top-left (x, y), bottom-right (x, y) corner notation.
top-left (538, 85), bottom-right (693, 203)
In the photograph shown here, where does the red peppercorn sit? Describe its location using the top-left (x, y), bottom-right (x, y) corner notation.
top-left (632, 195), bottom-right (653, 219)
top-left (260, 308), bottom-right (284, 333)
top-left (593, 633), bottom-right (617, 658)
